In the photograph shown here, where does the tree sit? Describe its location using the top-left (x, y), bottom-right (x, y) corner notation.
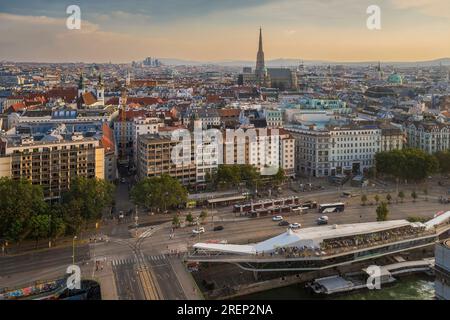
top-left (131, 174), bottom-right (188, 211)
top-left (361, 194), bottom-right (368, 206)
top-left (200, 210), bottom-right (208, 222)
top-left (62, 177), bottom-right (114, 227)
top-left (185, 213), bottom-right (194, 225)
top-left (386, 194), bottom-right (392, 204)
top-left (435, 151), bottom-right (450, 174)
top-left (375, 149), bottom-right (438, 182)
top-left (398, 191), bottom-right (405, 203)
top-left (273, 168), bottom-right (286, 187)
top-left (216, 165), bottom-right (261, 189)
top-left (29, 215), bottom-right (50, 248)
top-left (374, 194), bottom-right (380, 204)
top-left (411, 191), bottom-right (418, 202)
top-left (376, 202), bottom-right (389, 221)
top-left (0, 178), bottom-right (48, 242)
top-left (172, 215), bottom-right (181, 228)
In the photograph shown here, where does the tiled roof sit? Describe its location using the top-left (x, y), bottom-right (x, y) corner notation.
top-left (81, 92), bottom-right (98, 106)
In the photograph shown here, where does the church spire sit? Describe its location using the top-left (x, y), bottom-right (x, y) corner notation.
top-left (258, 27), bottom-right (263, 52)
top-left (78, 72), bottom-right (85, 90)
top-left (255, 27), bottom-right (267, 86)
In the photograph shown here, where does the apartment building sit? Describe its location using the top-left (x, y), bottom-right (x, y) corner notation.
top-left (136, 134), bottom-right (197, 186)
top-left (379, 122), bottom-right (405, 152)
top-left (0, 133), bottom-right (104, 200)
top-left (223, 128), bottom-right (295, 176)
top-left (406, 121), bottom-right (450, 154)
top-left (287, 126), bottom-right (331, 177)
top-left (114, 114), bottom-right (163, 161)
top-left (131, 117), bottom-right (163, 163)
top-left (329, 124), bottom-right (381, 175)
top-left (263, 109), bottom-right (284, 128)
top-left (287, 122), bottom-right (388, 177)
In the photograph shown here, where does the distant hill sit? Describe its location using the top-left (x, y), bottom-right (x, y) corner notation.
top-left (159, 57), bottom-right (450, 68)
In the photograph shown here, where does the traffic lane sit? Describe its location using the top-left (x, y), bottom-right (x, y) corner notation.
top-left (90, 240), bottom-right (135, 260)
top-left (0, 245), bottom-right (90, 276)
top-left (141, 200), bottom-right (448, 250)
top-left (113, 262), bottom-right (144, 300)
top-left (113, 179), bottom-right (134, 215)
top-left (147, 256), bottom-right (186, 300)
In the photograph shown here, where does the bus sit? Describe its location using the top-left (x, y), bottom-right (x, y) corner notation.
top-left (318, 202), bottom-right (345, 213)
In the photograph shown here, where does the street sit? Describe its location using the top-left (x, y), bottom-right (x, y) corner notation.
top-left (1, 176), bottom-right (449, 300)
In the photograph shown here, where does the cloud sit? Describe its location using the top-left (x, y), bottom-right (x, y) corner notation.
top-left (390, 0), bottom-right (450, 18)
top-left (0, 0), bottom-right (275, 22)
top-left (0, 13), bottom-right (152, 62)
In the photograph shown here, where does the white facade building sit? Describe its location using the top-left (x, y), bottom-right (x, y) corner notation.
top-left (406, 121), bottom-right (450, 154)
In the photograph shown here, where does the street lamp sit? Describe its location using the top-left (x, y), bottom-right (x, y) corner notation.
top-left (72, 236), bottom-right (77, 265)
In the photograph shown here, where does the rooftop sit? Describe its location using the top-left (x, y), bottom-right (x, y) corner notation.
top-left (194, 213), bottom-right (450, 256)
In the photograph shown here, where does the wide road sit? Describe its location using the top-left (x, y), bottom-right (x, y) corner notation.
top-left (0, 244), bottom-right (90, 277)
top-left (1, 181), bottom-right (448, 299)
top-left (139, 199), bottom-right (450, 253)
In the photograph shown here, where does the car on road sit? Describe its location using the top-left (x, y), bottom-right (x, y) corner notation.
top-left (120, 178), bottom-right (126, 183)
top-left (278, 221), bottom-right (290, 226)
top-left (272, 215), bottom-right (283, 222)
top-left (118, 211), bottom-right (124, 219)
top-left (213, 226), bottom-right (224, 231)
top-left (289, 223), bottom-right (301, 229)
top-left (317, 216), bottom-right (329, 225)
top-left (192, 227), bottom-right (205, 235)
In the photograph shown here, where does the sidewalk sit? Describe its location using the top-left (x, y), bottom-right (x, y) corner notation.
top-left (169, 258), bottom-right (204, 300)
top-left (90, 261), bottom-right (118, 300)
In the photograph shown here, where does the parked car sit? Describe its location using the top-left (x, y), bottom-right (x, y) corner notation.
top-left (289, 223), bottom-right (301, 229)
top-left (317, 216), bottom-right (329, 225)
top-left (272, 215), bottom-right (283, 222)
top-left (278, 221), bottom-right (290, 226)
top-left (192, 227), bottom-right (205, 235)
top-left (213, 226), bottom-right (224, 231)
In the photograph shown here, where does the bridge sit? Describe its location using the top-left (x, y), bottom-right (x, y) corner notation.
top-left (186, 212), bottom-right (450, 272)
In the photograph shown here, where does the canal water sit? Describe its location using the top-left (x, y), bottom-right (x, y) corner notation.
top-left (241, 275), bottom-right (435, 300)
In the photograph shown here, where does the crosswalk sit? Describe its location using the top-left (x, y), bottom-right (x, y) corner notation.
top-left (146, 254), bottom-right (166, 262)
top-left (111, 254), bottom-right (168, 266)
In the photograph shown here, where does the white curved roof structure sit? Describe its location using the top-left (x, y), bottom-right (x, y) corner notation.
top-left (194, 220), bottom-right (418, 255)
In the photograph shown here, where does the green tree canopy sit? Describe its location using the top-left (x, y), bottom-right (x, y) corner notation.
top-left (0, 178), bottom-right (48, 241)
top-left (131, 174), bottom-right (188, 211)
top-left (185, 213), bottom-right (194, 224)
top-left (375, 149), bottom-right (438, 181)
top-left (273, 168), bottom-right (286, 186)
top-left (216, 164), bottom-right (261, 188)
top-left (29, 214), bottom-right (51, 246)
top-left (435, 151), bottom-right (450, 174)
top-left (376, 202), bottom-right (389, 222)
top-left (398, 191), bottom-right (405, 202)
top-left (62, 177), bottom-right (114, 225)
top-left (361, 194), bottom-right (368, 205)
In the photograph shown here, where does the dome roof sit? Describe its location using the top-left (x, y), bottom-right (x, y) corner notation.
top-left (388, 73), bottom-right (403, 84)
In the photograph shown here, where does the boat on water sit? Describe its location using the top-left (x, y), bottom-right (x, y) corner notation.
top-left (306, 271), bottom-right (396, 295)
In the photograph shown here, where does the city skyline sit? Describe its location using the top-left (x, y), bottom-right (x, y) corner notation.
top-left (0, 0), bottom-right (450, 63)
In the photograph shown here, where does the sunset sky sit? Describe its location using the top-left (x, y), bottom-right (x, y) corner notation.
top-left (0, 0), bottom-right (449, 63)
